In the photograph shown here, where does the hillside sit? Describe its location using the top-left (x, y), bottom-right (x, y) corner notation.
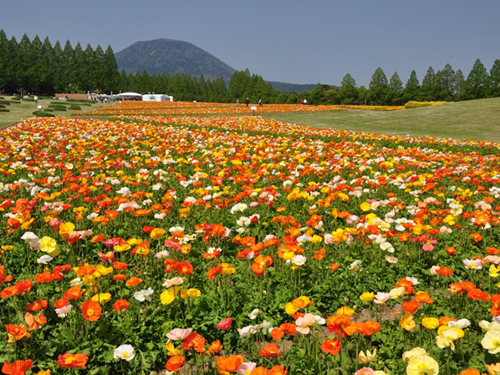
top-left (115, 38), bottom-right (236, 81)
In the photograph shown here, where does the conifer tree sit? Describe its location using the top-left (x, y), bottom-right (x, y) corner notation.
top-left (402, 70), bottom-right (420, 103)
top-left (490, 59), bottom-right (500, 97)
top-left (367, 67), bottom-right (389, 105)
top-left (465, 58), bottom-right (490, 99)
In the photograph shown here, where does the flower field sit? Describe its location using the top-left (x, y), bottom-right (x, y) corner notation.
top-left (1, 104), bottom-right (500, 375)
top-left (83, 101), bottom-right (403, 116)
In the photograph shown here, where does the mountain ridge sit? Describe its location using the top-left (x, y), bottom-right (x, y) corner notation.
top-left (115, 38), bottom-right (332, 94)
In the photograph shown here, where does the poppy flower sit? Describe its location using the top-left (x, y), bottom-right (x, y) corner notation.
top-left (217, 355), bottom-right (244, 374)
top-left (81, 300), bottom-right (102, 321)
top-left (181, 332), bottom-right (205, 352)
top-left (1, 359), bottom-right (33, 375)
top-left (112, 299), bottom-right (129, 312)
top-left (166, 355), bottom-right (185, 372)
top-left (64, 286), bottom-right (83, 300)
top-left (216, 317), bottom-right (233, 330)
top-left (321, 338), bottom-right (341, 355)
top-left (55, 353), bottom-right (88, 368)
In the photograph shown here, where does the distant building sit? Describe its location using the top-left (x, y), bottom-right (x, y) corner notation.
top-left (142, 94), bottom-right (174, 102)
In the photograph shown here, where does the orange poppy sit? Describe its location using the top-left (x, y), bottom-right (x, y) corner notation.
top-left (35, 272), bottom-right (55, 284)
top-left (26, 299), bottom-right (48, 311)
top-left (321, 338), bottom-right (341, 355)
top-left (81, 300), bottom-right (102, 321)
top-left (217, 355), bottom-right (244, 374)
top-left (125, 276), bottom-right (142, 287)
top-left (55, 353), bottom-right (88, 368)
top-left (1, 359), bottom-right (33, 375)
top-left (269, 366), bottom-right (288, 375)
top-left (64, 286), bottom-right (83, 300)
top-left (327, 314), bottom-right (357, 338)
top-left (166, 355), bottom-right (185, 372)
top-left (181, 332), bottom-right (205, 352)
top-left (271, 327), bottom-right (284, 341)
top-left (414, 291), bottom-right (434, 304)
top-left (113, 261), bottom-right (128, 270)
top-left (113, 273), bottom-right (127, 281)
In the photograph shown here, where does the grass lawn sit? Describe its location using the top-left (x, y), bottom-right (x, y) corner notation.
top-left (0, 96), bottom-right (107, 129)
top-left (264, 97), bottom-right (500, 142)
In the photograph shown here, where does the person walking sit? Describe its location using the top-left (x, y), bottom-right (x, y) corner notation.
top-left (34, 95), bottom-right (38, 105)
top-left (259, 99), bottom-right (263, 107)
top-left (236, 98), bottom-right (239, 106)
top-left (245, 98), bottom-right (250, 107)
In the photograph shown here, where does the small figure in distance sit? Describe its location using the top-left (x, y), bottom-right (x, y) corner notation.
top-left (259, 98), bottom-right (263, 107)
top-left (236, 98), bottom-right (239, 106)
top-left (245, 97), bottom-right (250, 107)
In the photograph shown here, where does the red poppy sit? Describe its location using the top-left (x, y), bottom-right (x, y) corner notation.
top-left (112, 299), bottom-right (130, 312)
top-left (175, 261), bottom-right (193, 275)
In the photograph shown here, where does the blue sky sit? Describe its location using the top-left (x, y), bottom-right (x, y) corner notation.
top-left (1, 0), bottom-right (499, 87)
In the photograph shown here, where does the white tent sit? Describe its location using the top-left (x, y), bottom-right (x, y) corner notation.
top-left (142, 94), bottom-right (173, 102)
top-left (115, 92), bottom-right (142, 100)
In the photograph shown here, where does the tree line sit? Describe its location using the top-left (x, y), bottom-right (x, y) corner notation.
top-left (1, 30), bottom-right (499, 105)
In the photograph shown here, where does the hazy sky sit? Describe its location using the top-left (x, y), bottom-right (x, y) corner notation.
top-left (2, 1), bottom-right (499, 87)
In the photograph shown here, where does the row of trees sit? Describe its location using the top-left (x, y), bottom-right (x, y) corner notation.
top-left (1, 30), bottom-right (499, 106)
top-left (0, 31), bottom-right (120, 95)
top-left (322, 59), bottom-right (500, 106)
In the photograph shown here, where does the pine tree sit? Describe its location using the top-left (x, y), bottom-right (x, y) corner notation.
top-left (102, 45), bottom-right (119, 93)
top-left (388, 72), bottom-right (404, 105)
top-left (367, 67), bottom-right (389, 105)
top-left (402, 70), bottom-right (420, 103)
top-left (420, 67), bottom-right (439, 101)
top-left (465, 58), bottom-right (489, 99)
top-left (38, 37), bottom-right (54, 93)
top-left (338, 73), bottom-right (357, 104)
top-left (454, 70), bottom-right (466, 101)
top-left (15, 34), bottom-right (33, 95)
top-left (437, 63), bottom-right (456, 101)
top-left (0, 30), bottom-right (9, 91)
top-left (490, 59), bottom-right (500, 97)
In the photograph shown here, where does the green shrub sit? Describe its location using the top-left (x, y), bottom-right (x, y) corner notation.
top-left (32, 111), bottom-right (55, 117)
top-left (50, 101), bottom-right (70, 105)
top-left (0, 109), bottom-right (9, 112)
top-left (0, 101), bottom-right (10, 105)
top-left (68, 105), bottom-right (81, 110)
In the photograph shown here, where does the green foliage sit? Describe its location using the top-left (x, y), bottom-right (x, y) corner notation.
top-left (465, 58), bottom-right (490, 100)
top-left (32, 111), bottom-right (54, 117)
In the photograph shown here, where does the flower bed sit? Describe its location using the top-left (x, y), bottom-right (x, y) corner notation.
top-left (0, 114), bottom-right (500, 374)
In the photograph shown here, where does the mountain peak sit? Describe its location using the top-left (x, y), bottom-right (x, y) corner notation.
top-left (115, 39), bottom-right (236, 81)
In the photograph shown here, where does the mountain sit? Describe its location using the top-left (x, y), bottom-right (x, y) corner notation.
top-left (115, 38), bottom-right (335, 93)
top-left (115, 38), bottom-right (236, 81)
